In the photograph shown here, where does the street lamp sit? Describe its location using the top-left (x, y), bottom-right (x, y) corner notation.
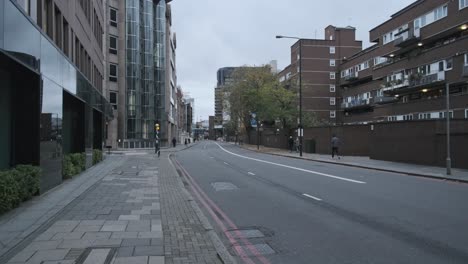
top-left (445, 83), bottom-right (451, 175)
top-left (276, 35), bottom-right (303, 157)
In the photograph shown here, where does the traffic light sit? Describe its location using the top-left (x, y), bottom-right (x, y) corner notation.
top-left (155, 123), bottom-right (160, 132)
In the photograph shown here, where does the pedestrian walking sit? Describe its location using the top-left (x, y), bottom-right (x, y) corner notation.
top-left (184, 138), bottom-right (187, 146)
top-left (295, 137), bottom-right (300, 153)
top-left (172, 137), bottom-right (177, 148)
top-left (288, 136), bottom-right (294, 153)
top-left (331, 134), bottom-right (340, 159)
top-left (155, 139), bottom-right (160, 158)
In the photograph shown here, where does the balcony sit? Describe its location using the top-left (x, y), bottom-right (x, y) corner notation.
top-left (372, 95), bottom-right (399, 105)
top-left (463, 65), bottom-right (468, 77)
top-left (394, 29), bottom-right (420, 48)
top-left (341, 72), bottom-right (373, 87)
top-left (341, 98), bottom-right (372, 111)
top-left (345, 72), bottom-right (359, 82)
top-left (409, 71), bottom-right (445, 88)
top-left (384, 72), bottom-right (446, 95)
top-left (381, 79), bottom-right (409, 92)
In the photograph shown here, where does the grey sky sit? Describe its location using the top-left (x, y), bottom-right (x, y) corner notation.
top-left (171, 0), bottom-right (415, 121)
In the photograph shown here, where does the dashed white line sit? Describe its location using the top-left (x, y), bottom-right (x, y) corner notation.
top-left (248, 172), bottom-right (256, 176)
top-left (223, 162), bottom-right (229, 165)
top-left (303, 193), bottom-right (322, 201)
top-left (215, 143), bottom-right (366, 184)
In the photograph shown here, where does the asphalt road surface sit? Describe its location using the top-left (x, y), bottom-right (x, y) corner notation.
top-left (172, 141), bottom-right (468, 264)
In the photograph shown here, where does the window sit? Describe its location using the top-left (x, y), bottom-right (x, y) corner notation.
top-left (465, 54), bottom-right (468, 65)
top-left (330, 72), bottom-right (335, 79)
top-left (330, 59), bottom-right (336, 67)
top-left (330, 85), bottom-right (336, 93)
top-left (109, 35), bottom-right (117, 54)
top-left (446, 58), bottom-right (453, 70)
top-left (330, 111), bottom-right (336, 118)
top-left (110, 91), bottom-right (117, 110)
top-left (414, 4), bottom-right (448, 29)
top-left (109, 63), bottom-right (117, 82)
top-left (465, 109), bottom-right (468, 118)
top-left (439, 111), bottom-right (454, 119)
top-left (330, 97), bottom-right (336, 106)
top-left (461, 0), bottom-right (468, 9)
top-left (110, 8), bottom-right (117, 27)
top-left (330, 46), bottom-right (335, 54)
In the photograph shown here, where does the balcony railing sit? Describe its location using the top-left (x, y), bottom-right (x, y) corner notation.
top-left (343, 72), bottom-right (359, 83)
top-left (463, 65), bottom-right (468, 77)
top-left (409, 72), bottom-right (445, 88)
top-left (341, 98), bottom-right (371, 109)
top-left (381, 79), bottom-right (409, 92)
top-left (372, 95), bottom-right (399, 105)
top-left (394, 29), bottom-right (420, 48)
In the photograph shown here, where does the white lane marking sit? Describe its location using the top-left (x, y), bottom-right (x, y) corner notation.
top-left (224, 162), bottom-right (229, 165)
top-left (303, 193), bottom-right (322, 201)
top-left (215, 143), bottom-right (366, 184)
top-left (210, 157), bottom-right (215, 159)
top-left (248, 172), bottom-right (256, 176)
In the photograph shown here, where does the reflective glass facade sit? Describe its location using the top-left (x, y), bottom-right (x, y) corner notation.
top-left (125, 0), bottom-right (165, 141)
top-left (0, 0), bottom-right (113, 192)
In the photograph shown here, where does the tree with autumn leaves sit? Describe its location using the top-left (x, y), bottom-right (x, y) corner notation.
top-left (224, 66), bottom-right (318, 139)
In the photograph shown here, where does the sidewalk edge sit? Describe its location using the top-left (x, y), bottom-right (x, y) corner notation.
top-left (167, 154), bottom-right (237, 264)
top-left (238, 145), bottom-right (468, 184)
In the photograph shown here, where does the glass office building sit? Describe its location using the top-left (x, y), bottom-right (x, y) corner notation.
top-left (0, 0), bottom-right (113, 192)
top-left (124, 0), bottom-right (166, 147)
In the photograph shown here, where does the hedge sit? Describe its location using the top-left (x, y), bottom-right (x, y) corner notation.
top-left (0, 165), bottom-right (41, 215)
top-left (92, 149), bottom-right (103, 165)
top-left (63, 153), bottom-right (86, 179)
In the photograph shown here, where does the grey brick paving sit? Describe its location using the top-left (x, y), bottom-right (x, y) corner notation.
top-left (158, 154), bottom-right (223, 264)
top-left (2, 149), bottom-right (227, 264)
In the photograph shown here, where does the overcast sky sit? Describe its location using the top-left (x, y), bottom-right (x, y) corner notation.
top-left (171, 0), bottom-right (415, 121)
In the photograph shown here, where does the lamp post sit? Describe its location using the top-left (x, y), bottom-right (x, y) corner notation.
top-left (446, 83), bottom-right (451, 175)
top-left (276, 35), bottom-right (303, 157)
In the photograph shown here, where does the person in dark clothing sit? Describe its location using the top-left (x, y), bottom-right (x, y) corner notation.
top-left (331, 134), bottom-right (340, 159)
top-left (172, 137), bottom-right (177, 148)
top-left (288, 136), bottom-right (294, 153)
top-left (184, 138), bottom-right (187, 145)
top-left (155, 139), bottom-right (160, 158)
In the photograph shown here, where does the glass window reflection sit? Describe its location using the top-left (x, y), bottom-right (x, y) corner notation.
top-left (4, 0), bottom-right (41, 69)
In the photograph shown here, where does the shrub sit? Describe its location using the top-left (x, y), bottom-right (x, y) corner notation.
top-left (0, 165), bottom-right (41, 215)
top-left (92, 149), bottom-right (103, 165)
top-left (62, 152), bottom-right (86, 179)
top-left (13, 165), bottom-right (41, 201)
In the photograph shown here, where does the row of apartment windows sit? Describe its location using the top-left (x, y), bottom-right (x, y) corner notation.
top-left (383, 3), bottom-right (448, 45)
top-left (76, 0), bottom-right (103, 50)
top-left (27, 0), bottom-right (103, 91)
top-left (387, 110), bottom-right (460, 122)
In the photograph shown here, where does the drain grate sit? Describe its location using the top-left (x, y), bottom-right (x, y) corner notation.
top-left (233, 243), bottom-right (275, 257)
top-left (226, 229), bottom-right (265, 239)
top-left (75, 247), bottom-right (117, 264)
top-left (65, 248), bottom-right (85, 260)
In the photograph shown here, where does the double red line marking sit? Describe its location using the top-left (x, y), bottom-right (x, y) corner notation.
top-left (172, 156), bottom-right (271, 264)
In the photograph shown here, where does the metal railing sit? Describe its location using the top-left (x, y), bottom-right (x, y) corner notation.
top-left (372, 95), bottom-right (398, 105)
top-left (381, 79), bottom-right (409, 92)
top-left (341, 98), bottom-right (371, 109)
top-left (394, 29), bottom-right (420, 47)
top-left (409, 72), bottom-right (445, 87)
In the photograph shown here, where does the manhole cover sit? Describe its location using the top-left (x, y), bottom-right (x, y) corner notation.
top-left (211, 182), bottom-right (238, 191)
top-left (233, 244), bottom-right (275, 257)
top-left (226, 229), bottom-right (264, 238)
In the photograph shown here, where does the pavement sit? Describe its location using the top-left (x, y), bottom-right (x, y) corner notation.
top-left (0, 142), bottom-right (232, 264)
top-left (236, 143), bottom-right (468, 183)
top-left (174, 141), bottom-right (468, 264)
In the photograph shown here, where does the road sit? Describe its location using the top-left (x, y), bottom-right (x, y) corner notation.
top-left (172, 141), bottom-right (468, 264)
